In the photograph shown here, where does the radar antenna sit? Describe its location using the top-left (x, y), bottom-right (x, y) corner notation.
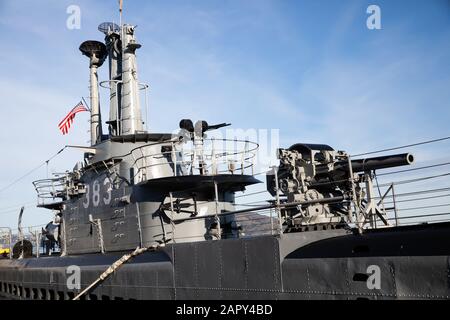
top-left (98, 22), bottom-right (120, 35)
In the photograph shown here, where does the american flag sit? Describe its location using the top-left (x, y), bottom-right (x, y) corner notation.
top-left (58, 101), bottom-right (89, 135)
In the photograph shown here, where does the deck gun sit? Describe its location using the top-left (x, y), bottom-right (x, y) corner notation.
top-left (267, 143), bottom-right (414, 231)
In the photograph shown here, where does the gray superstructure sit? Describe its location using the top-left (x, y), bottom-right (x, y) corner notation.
top-left (0, 19), bottom-right (449, 301)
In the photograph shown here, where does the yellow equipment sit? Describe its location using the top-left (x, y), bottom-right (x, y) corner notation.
top-left (0, 247), bottom-right (10, 257)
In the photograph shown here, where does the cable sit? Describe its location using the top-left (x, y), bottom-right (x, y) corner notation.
top-left (0, 147), bottom-right (66, 194)
top-left (312, 169), bottom-right (450, 189)
top-left (377, 172), bottom-right (450, 187)
top-left (251, 160), bottom-right (450, 191)
top-left (374, 171), bottom-right (384, 206)
top-left (351, 136), bottom-right (450, 157)
top-left (252, 170), bottom-right (270, 176)
top-left (385, 193), bottom-right (450, 205)
top-left (386, 212), bottom-right (450, 221)
top-left (377, 161), bottom-right (450, 176)
top-left (0, 200), bottom-right (36, 212)
top-left (398, 219), bottom-right (450, 226)
top-left (372, 187), bottom-right (450, 201)
top-left (0, 206), bottom-right (33, 215)
top-left (396, 203), bottom-right (450, 212)
top-left (235, 190), bottom-right (269, 198)
top-left (389, 186), bottom-right (450, 198)
top-left (9, 223), bottom-right (48, 232)
top-left (237, 186), bottom-right (450, 207)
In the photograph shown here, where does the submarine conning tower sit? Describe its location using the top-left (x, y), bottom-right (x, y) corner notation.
top-left (32, 21), bottom-right (260, 255)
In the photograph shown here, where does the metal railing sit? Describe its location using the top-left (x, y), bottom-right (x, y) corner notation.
top-left (32, 174), bottom-right (68, 207)
top-left (0, 227), bottom-right (12, 259)
top-left (131, 138), bottom-right (259, 183)
top-left (99, 80), bottom-right (150, 132)
top-left (0, 225), bottom-right (61, 259)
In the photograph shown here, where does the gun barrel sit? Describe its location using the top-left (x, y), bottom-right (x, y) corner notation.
top-left (335, 153), bottom-right (414, 173)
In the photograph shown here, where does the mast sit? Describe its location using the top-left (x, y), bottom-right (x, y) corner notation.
top-left (79, 41), bottom-right (107, 145)
top-left (98, 0), bottom-right (144, 137)
top-left (119, 24), bottom-right (143, 135)
top-left (99, 22), bottom-right (122, 136)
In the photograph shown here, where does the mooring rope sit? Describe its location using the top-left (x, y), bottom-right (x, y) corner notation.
top-left (72, 243), bottom-right (161, 300)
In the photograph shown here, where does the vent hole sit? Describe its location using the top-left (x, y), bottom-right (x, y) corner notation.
top-left (353, 273), bottom-right (369, 282)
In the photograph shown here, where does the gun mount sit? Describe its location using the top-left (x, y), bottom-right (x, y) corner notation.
top-left (267, 143), bottom-right (414, 232)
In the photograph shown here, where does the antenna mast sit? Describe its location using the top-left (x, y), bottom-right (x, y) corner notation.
top-left (119, 0), bottom-right (123, 26)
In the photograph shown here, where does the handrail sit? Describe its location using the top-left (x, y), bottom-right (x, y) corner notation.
top-left (99, 80), bottom-right (149, 90)
top-left (32, 175), bottom-right (68, 206)
top-left (0, 225), bottom-right (61, 259)
top-left (131, 138), bottom-right (259, 182)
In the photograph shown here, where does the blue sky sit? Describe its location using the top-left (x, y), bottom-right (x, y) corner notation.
top-left (0, 0), bottom-right (450, 229)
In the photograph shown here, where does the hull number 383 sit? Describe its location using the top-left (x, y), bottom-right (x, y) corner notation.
top-left (82, 178), bottom-right (112, 209)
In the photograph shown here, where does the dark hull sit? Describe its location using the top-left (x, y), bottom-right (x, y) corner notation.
top-left (1, 222), bottom-right (450, 300)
